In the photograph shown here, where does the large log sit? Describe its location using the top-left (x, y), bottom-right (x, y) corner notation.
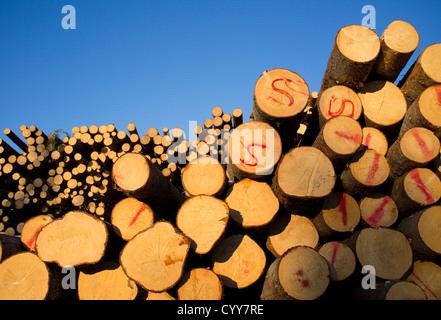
top-left (78, 261), bottom-right (138, 300)
top-left (261, 246), bottom-right (330, 300)
top-left (176, 268), bottom-right (223, 300)
top-left (35, 210), bottom-right (108, 267)
top-left (397, 206), bottom-right (441, 260)
top-left (319, 25), bottom-right (380, 92)
top-left (386, 127), bottom-right (440, 180)
top-left (312, 115), bottom-right (363, 171)
top-left (120, 221), bottom-right (190, 292)
top-left (407, 260), bottom-right (441, 300)
top-left (399, 84), bottom-right (441, 135)
top-left (399, 43), bottom-right (441, 106)
top-left (181, 155), bottom-right (227, 198)
top-left (266, 214), bottom-right (319, 258)
top-left (212, 234), bottom-right (266, 289)
top-left (225, 178), bottom-right (279, 232)
top-left (176, 195), bottom-right (229, 255)
top-left (252, 68), bottom-right (310, 151)
top-left (227, 121), bottom-right (282, 181)
top-left (317, 85), bottom-right (363, 128)
top-left (369, 20), bottom-right (419, 82)
top-left (110, 197), bottom-right (155, 241)
top-left (111, 152), bottom-right (185, 215)
top-left (272, 146), bottom-right (336, 213)
top-left (340, 149), bottom-right (390, 198)
top-left (358, 80), bottom-right (407, 135)
top-left (390, 168), bottom-right (441, 218)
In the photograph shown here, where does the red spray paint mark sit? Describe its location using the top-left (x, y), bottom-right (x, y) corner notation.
top-left (242, 260), bottom-right (249, 276)
top-left (411, 271), bottom-right (440, 300)
top-left (239, 141), bottom-right (267, 167)
top-left (129, 203), bottom-right (146, 227)
top-left (331, 242), bottom-right (341, 265)
top-left (411, 129), bottom-right (431, 158)
top-left (328, 96), bottom-right (355, 117)
top-left (366, 152), bottom-right (381, 185)
top-left (410, 169), bottom-right (436, 204)
top-left (267, 78), bottom-right (308, 106)
top-left (26, 225), bottom-right (44, 250)
top-left (435, 86), bottom-right (441, 106)
top-left (363, 133), bottom-right (372, 149)
top-left (295, 269), bottom-right (310, 288)
top-left (334, 131), bottom-right (362, 145)
top-left (367, 197), bottom-right (391, 226)
top-left (338, 193), bottom-right (348, 226)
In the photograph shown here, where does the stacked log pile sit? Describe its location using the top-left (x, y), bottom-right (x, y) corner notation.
top-left (0, 20), bottom-right (441, 301)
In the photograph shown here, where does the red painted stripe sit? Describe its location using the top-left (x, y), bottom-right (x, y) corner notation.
top-left (366, 152), bottom-right (381, 185)
top-left (367, 197), bottom-right (390, 226)
top-left (364, 133), bottom-right (372, 149)
top-left (129, 203), bottom-right (146, 227)
top-left (334, 131), bottom-right (362, 144)
top-left (435, 86), bottom-right (441, 106)
top-left (26, 225), bottom-right (44, 249)
top-left (410, 169), bottom-right (436, 204)
top-left (411, 129), bottom-right (431, 158)
top-left (411, 271), bottom-right (440, 300)
top-left (331, 242), bottom-right (341, 265)
top-left (338, 193), bottom-right (348, 226)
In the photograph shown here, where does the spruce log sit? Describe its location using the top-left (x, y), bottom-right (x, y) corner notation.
top-left (358, 80), bottom-right (407, 133)
top-left (261, 246), bottom-right (330, 300)
top-left (110, 197), bottom-right (155, 241)
top-left (318, 241), bottom-right (356, 282)
top-left (0, 252), bottom-right (64, 300)
top-left (360, 127), bottom-right (388, 155)
top-left (20, 215), bottom-right (53, 251)
top-left (317, 85), bottom-right (363, 128)
top-left (312, 192), bottom-right (360, 239)
top-left (399, 43), bottom-right (441, 106)
top-left (225, 178), bottom-right (279, 232)
top-left (267, 214), bottom-right (319, 258)
top-left (319, 25), bottom-right (380, 92)
top-left (35, 210), bottom-right (108, 267)
top-left (176, 268), bottom-right (223, 300)
top-left (340, 149), bottom-right (389, 198)
top-left (120, 221), bottom-right (190, 292)
top-left (407, 260), bottom-right (441, 300)
top-left (252, 68), bottom-right (310, 151)
top-left (349, 227), bottom-right (413, 280)
top-left (390, 168), bottom-right (441, 218)
top-left (397, 206), bottom-right (441, 260)
top-left (212, 234), bottom-right (266, 289)
top-left (227, 121), bottom-right (282, 181)
top-left (272, 146), bottom-right (336, 213)
top-left (369, 20), bottom-right (419, 82)
top-left (399, 84), bottom-right (441, 135)
top-left (78, 261), bottom-right (138, 300)
top-left (181, 155), bottom-right (227, 198)
top-left (111, 152), bottom-right (185, 214)
top-left (312, 115), bottom-right (363, 171)
top-left (359, 194), bottom-right (398, 228)
top-left (352, 280), bottom-right (427, 300)
top-left (176, 195), bottom-right (229, 255)
top-left (386, 127), bottom-right (440, 180)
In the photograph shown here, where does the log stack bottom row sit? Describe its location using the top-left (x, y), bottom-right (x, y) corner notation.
top-left (1, 20), bottom-right (441, 300)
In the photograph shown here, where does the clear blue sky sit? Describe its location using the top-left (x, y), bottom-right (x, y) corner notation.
top-left (0, 0), bottom-right (440, 146)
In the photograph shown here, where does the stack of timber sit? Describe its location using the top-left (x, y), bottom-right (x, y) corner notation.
top-left (0, 20), bottom-right (441, 302)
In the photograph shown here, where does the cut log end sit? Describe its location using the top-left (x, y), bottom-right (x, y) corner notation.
top-left (360, 127), bottom-right (388, 155)
top-left (318, 241), bottom-right (356, 281)
top-left (225, 178), bottom-right (279, 230)
top-left (254, 68), bottom-right (310, 119)
top-left (120, 221), bottom-right (190, 292)
top-left (337, 25), bottom-right (381, 64)
top-left (112, 153), bottom-right (150, 192)
top-left (110, 197), bottom-right (155, 241)
top-left (176, 268), bottom-right (223, 300)
top-left (359, 194), bottom-right (398, 228)
top-left (35, 211), bottom-right (108, 268)
top-left (176, 195), bottom-right (229, 255)
top-left (212, 234), bottom-right (266, 289)
top-left (20, 215), bottom-right (53, 251)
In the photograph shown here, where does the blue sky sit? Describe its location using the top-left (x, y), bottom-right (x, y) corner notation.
top-left (0, 0), bottom-right (440, 146)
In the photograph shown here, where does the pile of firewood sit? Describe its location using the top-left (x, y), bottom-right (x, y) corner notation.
top-left (0, 20), bottom-right (441, 300)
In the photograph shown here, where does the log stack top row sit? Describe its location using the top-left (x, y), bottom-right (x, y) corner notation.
top-left (1, 20), bottom-right (441, 301)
